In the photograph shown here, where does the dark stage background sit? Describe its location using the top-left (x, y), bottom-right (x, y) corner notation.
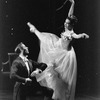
top-left (0, 0), bottom-right (100, 99)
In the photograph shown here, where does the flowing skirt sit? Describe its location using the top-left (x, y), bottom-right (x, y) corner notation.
top-left (35, 33), bottom-right (77, 100)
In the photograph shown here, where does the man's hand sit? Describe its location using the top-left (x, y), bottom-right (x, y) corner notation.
top-left (25, 78), bottom-right (32, 83)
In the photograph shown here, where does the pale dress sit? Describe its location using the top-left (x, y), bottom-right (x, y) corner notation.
top-left (34, 31), bottom-right (77, 100)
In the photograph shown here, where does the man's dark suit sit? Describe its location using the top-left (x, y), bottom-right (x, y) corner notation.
top-left (10, 56), bottom-right (48, 100)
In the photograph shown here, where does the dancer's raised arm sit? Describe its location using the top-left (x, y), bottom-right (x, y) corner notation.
top-left (72, 32), bottom-right (89, 39)
top-left (27, 22), bottom-right (42, 40)
top-left (68, 0), bottom-right (75, 17)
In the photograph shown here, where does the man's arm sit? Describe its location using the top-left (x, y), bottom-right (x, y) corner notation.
top-left (31, 61), bottom-right (47, 71)
top-left (10, 61), bottom-right (32, 83)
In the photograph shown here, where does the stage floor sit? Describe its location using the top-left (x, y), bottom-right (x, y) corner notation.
top-left (0, 90), bottom-right (100, 100)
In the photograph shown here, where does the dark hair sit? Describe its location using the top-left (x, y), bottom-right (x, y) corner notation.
top-left (67, 15), bottom-right (78, 26)
top-left (15, 42), bottom-right (24, 54)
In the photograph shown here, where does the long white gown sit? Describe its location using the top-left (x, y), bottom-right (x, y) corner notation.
top-left (35, 32), bottom-right (77, 100)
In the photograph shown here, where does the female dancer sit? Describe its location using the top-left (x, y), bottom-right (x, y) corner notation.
top-left (27, 0), bottom-right (89, 100)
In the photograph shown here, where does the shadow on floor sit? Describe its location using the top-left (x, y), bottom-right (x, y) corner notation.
top-left (0, 90), bottom-right (100, 100)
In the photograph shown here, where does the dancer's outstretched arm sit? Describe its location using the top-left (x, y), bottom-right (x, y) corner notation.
top-left (27, 22), bottom-right (42, 40)
top-left (72, 33), bottom-right (89, 39)
top-left (68, 0), bottom-right (75, 17)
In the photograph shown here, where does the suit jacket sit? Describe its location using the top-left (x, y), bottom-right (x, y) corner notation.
top-left (10, 56), bottom-right (47, 100)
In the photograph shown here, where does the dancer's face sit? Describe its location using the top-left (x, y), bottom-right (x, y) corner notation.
top-left (64, 19), bottom-right (73, 31)
top-left (64, 19), bottom-right (70, 29)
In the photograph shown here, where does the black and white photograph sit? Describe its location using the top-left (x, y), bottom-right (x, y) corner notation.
top-left (0, 0), bottom-right (100, 100)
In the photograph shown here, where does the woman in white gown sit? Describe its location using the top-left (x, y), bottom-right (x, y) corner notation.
top-left (27, 0), bottom-right (89, 100)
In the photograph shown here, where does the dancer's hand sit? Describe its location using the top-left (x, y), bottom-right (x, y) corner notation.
top-left (82, 33), bottom-right (89, 39)
top-left (27, 22), bottom-right (36, 33)
top-left (31, 68), bottom-right (42, 77)
top-left (35, 68), bottom-right (42, 74)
